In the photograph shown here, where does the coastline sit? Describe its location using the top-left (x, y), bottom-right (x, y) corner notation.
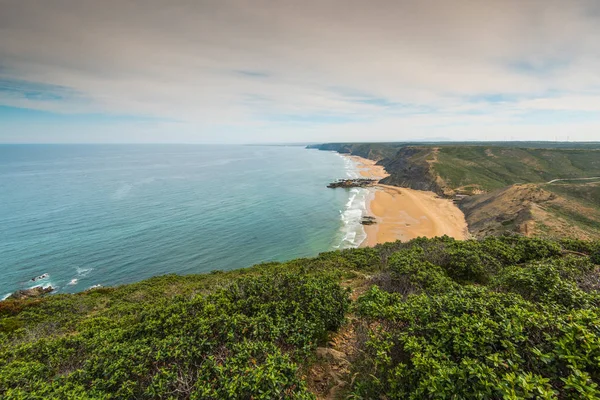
top-left (346, 155), bottom-right (389, 180)
top-left (342, 155), bottom-right (468, 246)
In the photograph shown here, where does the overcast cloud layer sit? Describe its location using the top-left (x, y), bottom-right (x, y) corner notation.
top-left (1, 0), bottom-right (600, 143)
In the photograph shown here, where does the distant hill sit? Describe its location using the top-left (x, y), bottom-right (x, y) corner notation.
top-left (308, 141), bottom-right (600, 150)
top-left (306, 142), bottom-right (402, 161)
top-left (311, 142), bottom-right (600, 239)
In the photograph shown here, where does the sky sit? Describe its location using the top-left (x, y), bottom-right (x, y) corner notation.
top-left (1, 0), bottom-right (600, 144)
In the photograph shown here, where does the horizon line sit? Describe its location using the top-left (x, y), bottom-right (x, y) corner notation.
top-left (2, 140), bottom-right (600, 146)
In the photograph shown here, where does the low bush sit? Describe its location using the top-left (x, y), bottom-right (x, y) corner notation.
top-left (387, 247), bottom-right (458, 295)
top-left (353, 286), bottom-right (600, 399)
top-left (350, 236), bottom-right (600, 399)
top-left (492, 262), bottom-right (594, 308)
top-left (0, 271), bottom-right (349, 399)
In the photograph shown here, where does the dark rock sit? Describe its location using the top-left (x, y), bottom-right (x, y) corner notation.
top-left (360, 216), bottom-right (377, 225)
top-left (30, 273), bottom-right (49, 282)
top-left (327, 179), bottom-right (377, 189)
top-left (7, 286), bottom-right (53, 300)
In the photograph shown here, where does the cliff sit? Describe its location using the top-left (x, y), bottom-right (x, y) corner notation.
top-left (309, 143), bottom-right (446, 194)
top-left (312, 143), bottom-right (600, 196)
top-left (378, 146), bottom-right (446, 194)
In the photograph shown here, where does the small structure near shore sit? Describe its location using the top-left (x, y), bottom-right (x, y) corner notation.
top-left (327, 178), bottom-right (377, 189)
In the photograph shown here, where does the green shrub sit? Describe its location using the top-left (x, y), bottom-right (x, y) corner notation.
top-left (592, 250), bottom-right (600, 265)
top-left (353, 286), bottom-right (600, 399)
top-left (315, 247), bottom-right (381, 271)
top-left (444, 245), bottom-right (490, 283)
top-left (559, 238), bottom-right (597, 254)
top-left (492, 262), bottom-right (594, 308)
top-left (0, 271), bottom-right (349, 399)
top-left (385, 236), bottom-right (563, 286)
top-left (388, 247), bottom-right (457, 295)
top-left (483, 235), bottom-right (561, 264)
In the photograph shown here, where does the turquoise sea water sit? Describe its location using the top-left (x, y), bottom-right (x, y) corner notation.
top-left (0, 145), bottom-right (368, 298)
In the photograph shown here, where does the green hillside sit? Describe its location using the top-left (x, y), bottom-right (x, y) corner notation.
top-left (434, 147), bottom-right (600, 193)
top-left (312, 143), bottom-right (600, 195)
top-left (545, 180), bottom-right (600, 208)
top-left (2, 236), bottom-right (600, 399)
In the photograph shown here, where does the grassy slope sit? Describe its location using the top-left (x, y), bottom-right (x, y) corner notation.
top-left (2, 236), bottom-right (600, 399)
top-left (541, 182), bottom-right (600, 237)
top-left (434, 147), bottom-right (600, 193)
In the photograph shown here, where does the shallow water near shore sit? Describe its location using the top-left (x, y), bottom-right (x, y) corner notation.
top-left (0, 144), bottom-right (363, 297)
top-left (335, 155), bottom-right (369, 248)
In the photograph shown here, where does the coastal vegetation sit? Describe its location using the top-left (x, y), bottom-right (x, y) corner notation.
top-left (2, 236), bottom-right (600, 398)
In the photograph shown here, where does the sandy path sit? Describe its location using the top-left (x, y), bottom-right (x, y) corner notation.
top-left (344, 155), bottom-right (468, 246)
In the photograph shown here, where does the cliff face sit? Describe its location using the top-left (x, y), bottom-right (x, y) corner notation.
top-left (379, 147), bottom-right (444, 194)
top-left (310, 143), bottom-right (445, 194)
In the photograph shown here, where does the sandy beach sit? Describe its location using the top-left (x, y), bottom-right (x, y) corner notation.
top-left (347, 155), bottom-right (389, 179)
top-left (346, 155), bottom-right (468, 246)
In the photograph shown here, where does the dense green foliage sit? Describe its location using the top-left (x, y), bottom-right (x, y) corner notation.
top-left (352, 236), bottom-right (600, 399)
top-left (0, 269), bottom-right (349, 399)
top-left (2, 236), bottom-right (600, 398)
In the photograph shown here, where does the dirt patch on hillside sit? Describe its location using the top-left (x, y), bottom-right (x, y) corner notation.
top-left (306, 275), bottom-right (371, 399)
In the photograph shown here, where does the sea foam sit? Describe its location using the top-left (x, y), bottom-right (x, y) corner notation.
top-left (336, 155), bottom-right (369, 249)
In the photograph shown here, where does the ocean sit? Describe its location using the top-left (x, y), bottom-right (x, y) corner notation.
top-left (0, 144), bottom-right (369, 298)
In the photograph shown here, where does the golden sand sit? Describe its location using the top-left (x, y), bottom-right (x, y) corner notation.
top-left (346, 155), bottom-right (389, 179)
top-left (345, 156), bottom-right (468, 246)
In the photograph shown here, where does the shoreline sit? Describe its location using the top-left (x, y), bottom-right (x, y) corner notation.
top-left (343, 155), bottom-right (468, 246)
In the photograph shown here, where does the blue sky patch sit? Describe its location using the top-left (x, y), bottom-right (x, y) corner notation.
top-left (0, 78), bottom-right (78, 102)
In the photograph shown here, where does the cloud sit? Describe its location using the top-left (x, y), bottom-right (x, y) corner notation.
top-left (0, 0), bottom-right (599, 142)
